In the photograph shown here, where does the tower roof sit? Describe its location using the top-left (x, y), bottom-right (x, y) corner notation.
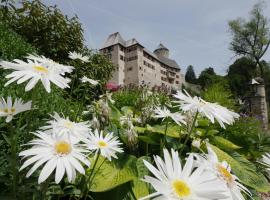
top-left (155, 43), bottom-right (169, 51)
top-left (101, 32), bottom-right (126, 49)
top-left (100, 33), bottom-right (180, 70)
top-left (101, 32), bottom-right (142, 49)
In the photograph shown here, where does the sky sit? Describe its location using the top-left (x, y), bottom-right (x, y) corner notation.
top-left (43, 0), bottom-right (270, 75)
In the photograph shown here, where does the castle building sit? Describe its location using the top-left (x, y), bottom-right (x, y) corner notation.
top-left (100, 32), bottom-right (183, 91)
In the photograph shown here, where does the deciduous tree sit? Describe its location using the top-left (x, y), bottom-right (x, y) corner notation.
top-left (229, 2), bottom-right (270, 76)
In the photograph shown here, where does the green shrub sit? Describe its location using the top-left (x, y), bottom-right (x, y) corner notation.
top-left (220, 116), bottom-right (270, 160)
top-left (202, 83), bottom-right (237, 110)
top-left (0, 23), bottom-right (36, 60)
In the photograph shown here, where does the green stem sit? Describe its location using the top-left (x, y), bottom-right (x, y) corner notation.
top-left (82, 153), bottom-right (100, 199)
top-left (41, 179), bottom-right (49, 200)
top-left (163, 119), bottom-right (169, 148)
top-left (7, 123), bottom-right (17, 199)
top-left (179, 111), bottom-right (199, 156)
top-left (88, 158), bottom-right (106, 189)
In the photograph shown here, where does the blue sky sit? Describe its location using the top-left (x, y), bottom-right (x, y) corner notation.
top-left (43, 0), bottom-right (270, 75)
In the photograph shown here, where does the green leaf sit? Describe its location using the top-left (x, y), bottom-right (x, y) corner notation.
top-left (146, 124), bottom-right (181, 138)
top-left (134, 126), bottom-right (146, 134)
top-left (121, 106), bottom-right (133, 115)
top-left (212, 136), bottom-right (242, 150)
top-left (109, 104), bottom-right (122, 122)
top-left (89, 155), bottom-right (137, 192)
top-left (131, 156), bottom-right (150, 199)
top-left (210, 145), bottom-right (270, 193)
top-left (197, 119), bottom-right (210, 127)
top-left (138, 135), bottom-right (160, 145)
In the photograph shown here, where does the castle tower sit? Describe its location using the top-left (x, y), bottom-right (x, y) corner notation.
top-left (249, 77), bottom-right (268, 130)
top-left (154, 43), bottom-right (169, 58)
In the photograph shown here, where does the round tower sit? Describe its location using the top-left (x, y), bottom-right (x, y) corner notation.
top-left (154, 43), bottom-right (169, 58)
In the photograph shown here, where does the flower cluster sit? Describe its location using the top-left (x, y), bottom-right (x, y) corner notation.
top-left (0, 52), bottom-right (258, 200)
top-left (0, 54), bottom-right (73, 93)
top-left (0, 97), bottom-right (31, 122)
top-left (140, 147), bottom-right (250, 200)
top-left (19, 113), bottom-right (123, 183)
top-left (173, 90), bottom-right (240, 128)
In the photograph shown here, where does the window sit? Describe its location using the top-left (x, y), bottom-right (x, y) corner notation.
top-left (120, 46), bottom-right (125, 52)
top-left (139, 66), bottom-right (142, 70)
top-left (120, 55), bottom-right (124, 61)
top-left (161, 77), bottom-right (167, 81)
top-left (127, 56), bottom-right (138, 62)
top-left (128, 67), bottom-right (133, 71)
top-left (126, 46), bottom-right (137, 52)
top-left (141, 74), bottom-right (143, 76)
top-left (107, 46), bottom-right (113, 52)
top-left (176, 75), bottom-right (179, 78)
top-left (176, 81), bottom-right (179, 84)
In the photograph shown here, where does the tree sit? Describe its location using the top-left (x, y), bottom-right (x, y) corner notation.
top-left (197, 67), bottom-right (225, 89)
top-left (185, 65), bottom-right (197, 83)
top-left (227, 57), bottom-right (256, 97)
top-left (0, 0), bottom-right (84, 62)
top-left (229, 2), bottom-right (270, 76)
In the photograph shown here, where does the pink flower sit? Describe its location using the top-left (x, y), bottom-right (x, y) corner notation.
top-left (106, 82), bottom-right (120, 91)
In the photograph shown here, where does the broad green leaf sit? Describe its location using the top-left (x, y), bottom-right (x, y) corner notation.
top-left (121, 106), bottom-right (133, 114)
top-left (109, 104), bottom-right (122, 121)
top-left (138, 135), bottom-right (160, 145)
top-left (89, 155), bottom-right (137, 192)
top-left (131, 179), bottom-right (149, 200)
top-left (210, 145), bottom-right (270, 193)
top-left (134, 126), bottom-right (147, 133)
top-left (212, 136), bottom-right (242, 150)
top-left (146, 124), bottom-right (181, 138)
top-left (207, 129), bottom-right (219, 136)
top-left (197, 119), bottom-right (210, 127)
top-left (131, 156), bottom-right (150, 199)
top-left (136, 156), bottom-right (151, 178)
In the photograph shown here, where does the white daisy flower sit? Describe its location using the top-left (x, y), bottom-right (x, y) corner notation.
top-left (26, 54), bottom-right (74, 75)
top-left (87, 130), bottom-right (123, 161)
top-left (40, 112), bottom-right (91, 142)
top-left (0, 96), bottom-right (31, 122)
top-left (0, 58), bottom-right (71, 93)
top-left (68, 51), bottom-right (89, 63)
top-left (154, 107), bottom-right (186, 126)
top-left (80, 76), bottom-right (99, 86)
top-left (195, 146), bottom-right (251, 200)
top-left (19, 131), bottom-right (90, 184)
top-left (173, 90), bottom-right (239, 128)
top-left (261, 153), bottom-right (270, 176)
top-left (140, 148), bottom-right (228, 200)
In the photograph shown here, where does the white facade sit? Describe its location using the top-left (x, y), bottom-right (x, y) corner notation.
top-left (100, 32), bottom-right (183, 91)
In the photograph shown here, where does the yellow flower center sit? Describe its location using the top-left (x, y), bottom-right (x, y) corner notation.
top-left (64, 121), bottom-right (73, 129)
top-left (172, 180), bottom-right (191, 197)
top-left (10, 108), bottom-right (16, 113)
top-left (217, 164), bottom-right (233, 183)
top-left (4, 108), bottom-right (8, 113)
top-left (55, 141), bottom-right (71, 155)
top-left (33, 65), bottom-right (48, 73)
top-left (98, 141), bottom-right (107, 148)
